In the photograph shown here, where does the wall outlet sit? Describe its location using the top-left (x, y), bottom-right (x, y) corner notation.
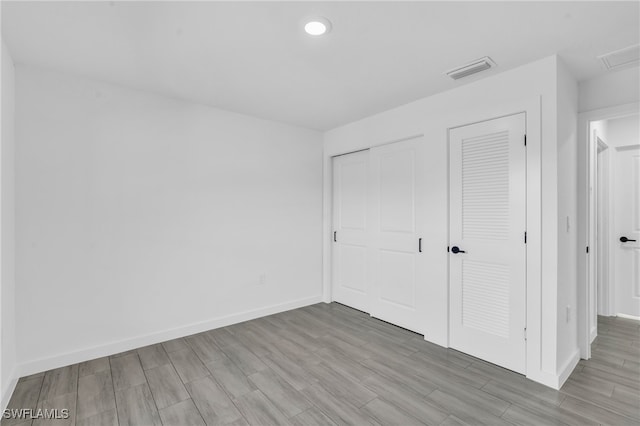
top-left (566, 305), bottom-right (571, 323)
top-left (259, 273), bottom-right (267, 286)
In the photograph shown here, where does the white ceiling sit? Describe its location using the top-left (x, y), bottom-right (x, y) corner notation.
top-left (2, 1), bottom-right (639, 130)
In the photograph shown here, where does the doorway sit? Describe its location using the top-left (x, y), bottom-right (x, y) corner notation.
top-left (578, 104), bottom-right (640, 359)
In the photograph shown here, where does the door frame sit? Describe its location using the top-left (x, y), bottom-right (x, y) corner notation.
top-left (595, 137), bottom-right (612, 324)
top-left (441, 98), bottom-right (547, 385)
top-left (447, 112), bottom-right (528, 374)
top-left (577, 102), bottom-right (640, 360)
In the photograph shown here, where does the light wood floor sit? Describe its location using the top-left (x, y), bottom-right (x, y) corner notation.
top-left (4, 303), bottom-right (639, 425)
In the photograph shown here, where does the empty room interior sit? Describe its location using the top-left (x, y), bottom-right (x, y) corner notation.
top-left (1, 1), bottom-right (639, 425)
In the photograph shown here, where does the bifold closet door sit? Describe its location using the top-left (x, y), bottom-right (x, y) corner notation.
top-left (368, 137), bottom-right (427, 334)
top-left (332, 150), bottom-right (370, 312)
top-left (449, 113), bottom-right (526, 374)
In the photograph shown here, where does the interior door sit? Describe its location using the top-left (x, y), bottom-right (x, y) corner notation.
top-left (449, 113), bottom-right (527, 374)
top-left (369, 137), bottom-right (426, 334)
top-left (332, 150), bottom-right (370, 312)
top-left (614, 146), bottom-right (640, 318)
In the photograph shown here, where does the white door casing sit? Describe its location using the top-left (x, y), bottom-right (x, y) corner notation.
top-left (331, 150), bottom-right (370, 312)
top-left (596, 140), bottom-right (611, 321)
top-left (614, 146), bottom-right (640, 318)
top-left (449, 113), bottom-right (527, 374)
top-left (368, 137), bottom-right (427, 334)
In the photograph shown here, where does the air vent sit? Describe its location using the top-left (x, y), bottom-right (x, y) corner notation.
top-left (599, 45), bottom-right (640, 70)
top-left (446, 57), bottom-right (496, 80)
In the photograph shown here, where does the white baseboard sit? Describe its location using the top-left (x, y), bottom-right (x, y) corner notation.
top-left (1, 368), bottom-right (19, 412)
top-left (525, 349), bottom-right (580, 391)
top-left (616, 313), bottom-right (640, 321)
top-left (557, 349), bottom-right (581, 389)
top-left (18, 295), bottom-right (322, 377)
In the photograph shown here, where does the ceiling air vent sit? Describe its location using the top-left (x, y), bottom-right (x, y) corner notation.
top-left (446, 57), bottom-right (496, 80)
top-left (598, 45), bottom-right (640, 70)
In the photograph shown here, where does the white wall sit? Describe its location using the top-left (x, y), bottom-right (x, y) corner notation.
top-left (555, 58), bottom-right (580, 379)
top-left (591, 120), bottom-right (609, 144)
top-left (324, 55), bottom-right (568, 388)
top-left (1, 39), bottom-right (17, 409)
top-left (579, 67), bottom-right (640, 113)
top-left (15, 65), bottom-right (323, 374)
top-left (606, 114), bottom-right (639, 148)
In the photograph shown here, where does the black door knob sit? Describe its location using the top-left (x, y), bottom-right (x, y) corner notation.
top-left (620, 236), bottom-right (637, 243)
top-left (451, 246), bottom-right (466, 254)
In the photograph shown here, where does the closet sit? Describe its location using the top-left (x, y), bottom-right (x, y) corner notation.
top-left (331, 113), bottom-right (527, 374)
top-left (332, 136), bottom-right (427, 334)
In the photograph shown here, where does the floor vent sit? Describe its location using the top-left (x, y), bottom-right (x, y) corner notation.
top-left (446, 57), bottom-right (496, 80)
top-left (599, 45), bottom-right (640, 70)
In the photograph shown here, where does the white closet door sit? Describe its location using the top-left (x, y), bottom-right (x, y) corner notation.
top-left (449, 113), bottom-right (526, 374)
top-left (332, 150), bottom-right (370, 312)
top-left (369, 137), bottom-right (427, 334)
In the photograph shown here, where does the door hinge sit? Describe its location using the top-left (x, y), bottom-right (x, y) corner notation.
top-left (447, 246), bottom-right (450, 252)
top-left (333, 231), bottom-right (337, 242)
top-left (524, 327), bottom-right (527, 341)
top-left (524, 134), bottom-right (527, 146)
top-left (524, 231), bottom-right (527, 244)
top-left (586, 246), bottom-right (589, 254)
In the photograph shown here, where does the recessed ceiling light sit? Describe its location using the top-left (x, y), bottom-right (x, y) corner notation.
top-left (304, 17), bottom-right (331, 36)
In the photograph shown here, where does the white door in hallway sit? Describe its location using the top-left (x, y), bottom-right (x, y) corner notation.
top-left (614, 146), bottom-right (640, 318)
top-left (449, 113), bottom-right (527, 374)
top-left (332, 150), bottom-right (370, 312)
top-left (369, 137), bottom-right (427, 334)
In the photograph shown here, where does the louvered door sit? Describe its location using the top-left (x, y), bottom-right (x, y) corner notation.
top-left (449, 113), bottom-right (526, 374)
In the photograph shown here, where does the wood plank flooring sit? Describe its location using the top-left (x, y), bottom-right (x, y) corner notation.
top-left (4, 303), bottom-right (639, 425)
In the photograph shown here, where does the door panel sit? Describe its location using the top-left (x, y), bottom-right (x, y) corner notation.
top-left (462, 260), bottom-right (511, 338)
top-left (339, 245), bottom-right (367, 293)
top-left (380, 150), bottom-right (415, 232)
top-left (340, 161), bottom-right (367, 230)
top-left (332, 151), bottom-right (370, 312)
top-left (449, 113), bottom-right (526, 374)
top-left (614, 146), bottom-right (640, 317)
top-left (369, 137), bottom-right (426, 333)
top-left (379, 250), bottom-right (415, 308)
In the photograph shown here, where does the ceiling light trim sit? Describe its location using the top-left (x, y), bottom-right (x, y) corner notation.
top-left (304, 17), bottom-right (332, 36)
